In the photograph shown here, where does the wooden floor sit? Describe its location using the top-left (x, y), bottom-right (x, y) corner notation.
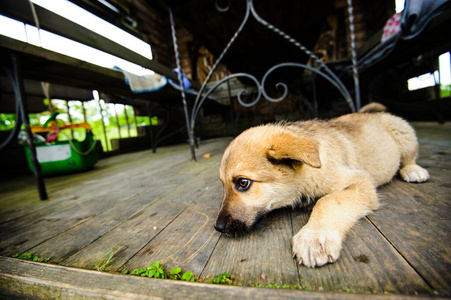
top-left (0, 122), bottom-right (450, 299)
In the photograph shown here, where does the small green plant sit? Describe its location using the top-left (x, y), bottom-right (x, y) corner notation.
top-left (94, 244), bottom-right (118, 272)
top-left (210, 273), bottom-right (233, 285)
top-left (12, 251), bottom-right (50, 263)
top-left (169, 267), bottom-right (196, 282)
top-left (131, 261), bottom-right (167, 279)
top-left (129, 261), bottom-right (196, 282)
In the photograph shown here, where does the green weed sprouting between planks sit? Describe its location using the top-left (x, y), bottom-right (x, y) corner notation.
top-left (123, 261), bottom-right (196, 282)
top-left (94, 243), bottom-right (118, 272)
top-left (210, 273), bottom-right (233, 285)
top-left (169, 267), bottom-right (196, 282)
top-left (11, 251), bottom-right (312, 289)
top-left (12, 251), bottom-right (50, 263)
top-left (129, 261), bottom-right (167, 279)
top-left (94, 245), bottom-right (195, 282)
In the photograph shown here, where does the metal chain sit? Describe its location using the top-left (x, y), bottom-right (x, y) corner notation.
top-left (170, 0), bottom-right (359, 159)
top-left (169, 8), bottom-right (196, 160)
top-left (249, 0), bottom-right (354, 112)
top-left (347, 0), bottom-right (361, 111)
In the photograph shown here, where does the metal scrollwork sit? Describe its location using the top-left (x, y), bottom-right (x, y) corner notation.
top-left (215, 0), bottom-right (231, 12)
top-left (170, 0), bottom-right (359, 160)
top-left (194, 73), bottom-right (262, 112)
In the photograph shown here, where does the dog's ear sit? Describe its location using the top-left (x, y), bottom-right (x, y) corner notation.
top-left (267, 132), bottom-right (321, 169)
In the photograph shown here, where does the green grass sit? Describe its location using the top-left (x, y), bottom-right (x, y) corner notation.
top-left (94, 243), bottom-right (118, 272)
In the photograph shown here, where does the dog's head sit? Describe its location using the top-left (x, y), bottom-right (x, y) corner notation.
top-left (215, 125), bottom-right (321, 236)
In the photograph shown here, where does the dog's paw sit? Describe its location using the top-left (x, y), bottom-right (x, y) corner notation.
top-left (292, 227), bottom-right (342, 268)
top-left (399, 164), bottom-right (429, 183)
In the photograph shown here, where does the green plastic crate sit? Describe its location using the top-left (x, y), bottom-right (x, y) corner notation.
top-left (24, 131), bottom-right (99, 177)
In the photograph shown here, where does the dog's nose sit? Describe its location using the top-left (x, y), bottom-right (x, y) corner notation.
top-left (214, 220), bottom-right (226, 233)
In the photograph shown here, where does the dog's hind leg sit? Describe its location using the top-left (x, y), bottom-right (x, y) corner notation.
top-left (292, 173), bottom-right (379, 268)
top-left (382, 115), bottom-right (429, 183)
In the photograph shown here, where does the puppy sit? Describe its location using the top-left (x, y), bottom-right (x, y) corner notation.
top-left (215, 103), bottom-right (429, 268)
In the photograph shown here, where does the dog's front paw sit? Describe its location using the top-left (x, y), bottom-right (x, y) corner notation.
top-left (399, 164), bottom-right (429, 183)
top-left (292, 227), bottom-right (342, 268)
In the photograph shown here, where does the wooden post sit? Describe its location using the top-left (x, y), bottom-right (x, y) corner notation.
top-left (114, 104), bottom-right (122, 139)
top-left (94, 91), bottom-right (109, 151)
top-left (66, 100), bottom-right (74, 139)
top-left (133, 107), bottom-right (138, 136)
top-left (124, 105), bottom-right (131, 138)
top-left (146, 102), bottom-right (155, 152)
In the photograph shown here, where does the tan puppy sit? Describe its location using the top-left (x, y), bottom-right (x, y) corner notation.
top-left (215, 103), bottom-right (429, 268)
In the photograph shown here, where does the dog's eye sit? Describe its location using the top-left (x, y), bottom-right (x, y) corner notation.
top-left (236, 178), bottom-right (252, 191)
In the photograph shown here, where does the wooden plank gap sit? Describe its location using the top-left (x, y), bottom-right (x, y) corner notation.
top-left (198, 233), bottom-right (224, 280)
top-left (365, 215), bottom-right (435, 292)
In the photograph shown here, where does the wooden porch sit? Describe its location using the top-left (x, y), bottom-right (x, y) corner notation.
top-left (0, 122), bottom-right (450, 299)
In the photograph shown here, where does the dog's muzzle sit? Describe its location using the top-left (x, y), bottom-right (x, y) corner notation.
top-left (214, 215), bottom-right (248, 237)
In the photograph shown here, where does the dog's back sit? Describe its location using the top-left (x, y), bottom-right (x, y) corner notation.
top-left (333, 112), bottom-right (406, 186)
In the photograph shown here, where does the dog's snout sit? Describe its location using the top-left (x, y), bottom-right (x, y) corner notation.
top-left (214, 219), bottom-right (227, 233)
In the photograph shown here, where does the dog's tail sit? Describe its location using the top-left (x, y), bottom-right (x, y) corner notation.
top-left (359, 102), bottom-right (387, 113)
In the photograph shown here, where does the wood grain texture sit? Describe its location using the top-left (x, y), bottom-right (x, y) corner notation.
top-left (0, 158), bottom-right (192, 255)
top-left (291, 210), bottom-right (428, 294)
top-left (0, 130), bottom-right (450, 297)
top-left (119, 179), bottom-right (223, 275)
top-left (0, 143), bottom-right (190, 222)
top-left (61, 157), bottom-right (221, 271)
top-left (21, 142), bottom-right (226, 262)
top-left (4, 257), bottom-right (442, 300)
top-left (200, 208), bottom-right (300, 286)
top-left (371, 178), bottom-right (451, 295)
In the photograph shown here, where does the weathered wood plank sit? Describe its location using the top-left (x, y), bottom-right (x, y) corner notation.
top-left (200, 189), bottom-right (429, 292)
top-left (416, 144), bottom-right (451, 175)
top-left (412, 122), bottom-right (451, 148)
top-left (118, 179), bottom-right (223, 276)
top-left (3, 257), bottom-right (440, 300)
top-left (0, 144), bottom-right (196, 233)
top-left (7, 144), bottom-right (226, 260)
top-left (0, 141), bottom-right (227, 257)
top-left (200, 208), bottom-right (299, 286)
top-left (0, 141), bottom-right (218, 223)
top-left (1, 128), bottom-right (449, 297)
top-left (290, 209), bottom-right (428, 294)
top-left (25, 164), bottom-right (204, 263)
top-left (0, 150), bottom-right (183, 231)
top-left (61, 156), bottom-right (221, 271)
top-left (371, 178), bottom-right (451, 296)
top-left (0, 148), bottom-right (162, 218)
